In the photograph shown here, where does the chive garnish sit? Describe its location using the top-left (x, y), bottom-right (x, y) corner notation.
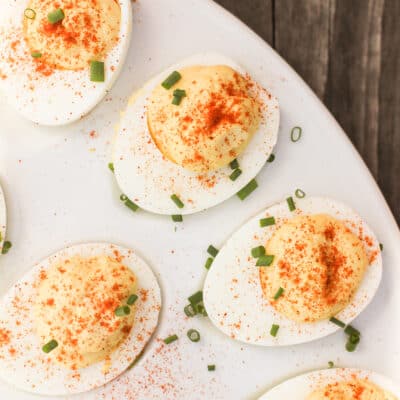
top-left (267, 153), bottom-right (275, 163)
top-left (208, 364), bottom-right (216, 371)
top-left (1, 241), bottom-right (12, 255)
top-left (270, 324), bottom-right (280, 337)
top-left (90, 60), bottom-right (105, 82)
top-left (188, 291), bottom-right (203, 306)
top-left (170, 194), bottom-right (184, 209)
top-left (379, 243), bottom-right (383, 251)
top-left (273, 287), bottom-right (284, 300)
top-left (187, 329), bottom-right (200, 342)
top-left (251, 245), bottom-right (266, 258)
top-left (108, 162), bottom-right (114, 172)
top-left (346, 333), bottom-right (360, 352)
top-left (295, 189), bottom-right (306, 198)
top-left (31, 52), bottom-right (42, 59)
top-left (161, 71), bottom-right (181, 89)
top-left (256, 255), bottom-right (274, 266)
top-left (329, 316), bottom-right (346, 328)
top-left (291, 126), bottom-right (302, 142)
top-left (172, 89), bottom-right (186, 105)
top-left (259, 216), bottom-right (275, 227)
top-left (184, 304), bottom-right (197, 317)
top-left (163, 334), bottom-right (178, 344)
top-left (207, 245), bottom-right (219, 257)
top-left (328, 361), bottom-right (334, 368)
top-left (24, 8), bottom-right (36, 19)
top-left (344, 325), bottom-right (360, 337)
top-left (120, 194), bottom-right (139, 212)
top-left (229, 168), bottom-right (242, 181)
top-left (47, 8), bottom-right (65, 24)
top-left (172, 214), bottom-right (183, 222)
top-left (205, 257), bottom-right (214, 270)
top-left (237, 179), bottom-right (258, 200)
top-left (229, 159), bottom-right (239, 170)
top-left (196, 303), bottom-right (208, 317)
top-left (127, 294), bottom-right (138, 306)
top-left (115, 305), bottom-right (130, 317)
top-left (42, 339), bottom-right (58, 353)
top-left (286, 196), bottom-right (296, 211)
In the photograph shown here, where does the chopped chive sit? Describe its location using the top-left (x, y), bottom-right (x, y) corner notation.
top-left (237, 179), bottom-right (258, 200)
top-left (259, 216), bottom-right (276, 227)
top-left (184, 304), bottom-right (197, 317)
top-left (251, 245), bottom-right (266, 258)
top-left (47, 8), bottom-right (65, 24)
top-left (24, 8), bottom-right (36, 19)
top-left (196, 303), bottom-right (208, 317)
top-left (31, 51), bottom-right (42, 59)
top-left (42, 339), bottom-right (58, 353)
top-left (161, 71), bottom-right (181, 89)
top-left (205, 257), bottom-right (214, 270)
top-left (1, 241), bottom-right (12, 255)
top-left (208, 364), bottom-right (216, 371)
top-left (120, 194), bottom-right (128, 201)
top-left (379, 243), bottom-right (383, 251)
top-left (295, 189), bottom-right (306, 198)
top-left (170, 194), bottom-right (184, 209)
top-left (286, 196), bottom-right (296, 211)
top-left (256, 255), bottom-right (274, 267)
top-left (270, 324), bottom-right (280, 337)
top-left (172, 214), bottom-right (183, 222)
top-left (291, 126), bottom-right (302, 142)
top-left (229, 159), bottom-right (239, 170)
top-left (207, 245), bottom-right (219, 257)
top-left (163, 334), bottom-right (178, 344)
top-left (329, 316), bottom-right (346, 328)
top-left (187, 329), bottom-right (200, 342)
top-left (346, 334), bottom-right (360, 352)
top-left (90, 60), bottom-right (105, 82)
top-left (108, 162), bottom-right (114, 172)
top-left (328, 361), bottom-right (334, 368)
top-left (115, 305), bottom-right (130, 317)
top-left (344, 325), bottom-right (360, 337)
top-left (267, 153), bottom-right (275, 163)
top-left (172, 89), bottom-right (186, 105)
top-left (273, 287), bottom-right (284, 300)
top-left (120, 194), bottom-right (139, 212)
top-left (188, 291), bottom-right (203, 306)
top-left (127, 294), bottom-right (138, 306)
top-left (229, 168), bottom-right (242, 181)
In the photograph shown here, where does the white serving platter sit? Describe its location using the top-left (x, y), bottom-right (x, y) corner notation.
top-left (0, 0), bottom-right (399, 399)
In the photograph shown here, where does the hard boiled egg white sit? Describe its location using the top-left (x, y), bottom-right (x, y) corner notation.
top-left (0, 184), bottom-right (6, 249)
top-left (203, 196), bottom-right (382, 346)
top-left (0, 243), bottom-right (161, 395)
top-left (0, 0), bottom-right (132, 125)
top-left (113, 53), bottom-right (280, 215)
top-left (258, 368), bottom-right (400, 399)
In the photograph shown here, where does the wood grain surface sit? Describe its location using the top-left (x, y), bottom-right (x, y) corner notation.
top-left (216, 0), bottom-right (400, 224)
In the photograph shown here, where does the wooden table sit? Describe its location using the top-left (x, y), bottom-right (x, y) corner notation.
top-left (215, 0), bottom-right (400, 224)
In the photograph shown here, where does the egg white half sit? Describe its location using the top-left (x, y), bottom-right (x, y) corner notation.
top-left (0, 242), bottom-right (161, 395)
top-left (113, 52), bottom-right (280, 215)
top-left (0, 184), bottom-right (6, 249)
top-left (258, 368), bottom-right (400, 399)
top-left (0, 0), bottom-right (132, 125)
top-left (203, 196), bottom-right (382, 346)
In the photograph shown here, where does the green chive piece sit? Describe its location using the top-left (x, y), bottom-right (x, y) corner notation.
top-left (170, 194), bottom-right (184, 209)
top-left (47, 8), bottom-right (65, 24)
top-left (260, 217), bottom-right (276, 227)
top-left (256, 255), bottom-right (274, 267)
top-left (120, 195), bottom-right (139, 212)
top-left (127, 294), bottom-right (138, 306)
top-left (172, 214), bottom-right (183, 222)
top-left (188, 291), bottom-right (203, 306)
top-left (267, 153), bottom-right (275, 163)
top-left (270, 324), bottom-right (280, 337)
top-left (172, 89), bottom-right (186, 105)
top-left (295, 189), bottom-right (306, 198)
top-left (24, 8), bottom-right (36, 19)
top-left (108, 162), bottom-right (114, 172)
top-left (229, 159), bottom-right (239, 170)
top-left (163, 334), bottom-right (178, 344)
top-left (237, 179), bottom-right (258, 200)
top-left (184, 304), bottom-right (197, 317)
top-left (187, 329), bottom-right (200, 342)
top-left (207, 245), bottom-right (219, 257)
top-left (90, 60), bottom-right (105, 82)
top-left (196, 303), bottom-right (208, 317)
top-left (31, 51), bottom-right (42, 59)
top-left (114, 305), bottom-right (130, 317)
top-left (161, 71), bottom-right (181, 89)
top-left (379, 243), bottom-right (383, 251)
top-left (286, 196), bottom-right (296, 211)
top-left (205, 257), bottom-right (214, 270)
top-left (1, 241), bottom-right (12, 255)
top-left (208, 364), bottom-right (216, 371)
top-left (328, 361), bottom-right (334, 368)
top-left (291, 126), bottom-right (302, 142)
top-left (229, 168), bottom-right (242, 181)
top-left (273, 287), bottom-right (284, 300)
top-left (42, 339), bottom-right (58, 353)
top-left (344, 325), bottom-right (360, 337)
top-left (346, 334), bottom-right (360, 352)
top-left (251, 246), bottom-right (266, 258)
top-left (329, 316), bottom-right (346, 328)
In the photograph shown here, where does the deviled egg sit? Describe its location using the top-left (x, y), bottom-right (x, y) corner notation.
top-left (204, 196), bottom-right (382, 345)
top-left (0, 0), bottom-right (132, 125)
top-left (0, 243), bottom-right (161, 395)
top-left (112, 53), bottom-right (279, 215)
